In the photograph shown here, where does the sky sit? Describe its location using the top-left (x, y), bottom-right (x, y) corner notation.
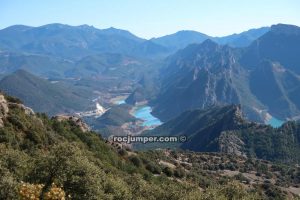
top-left (0, 0), bottom-right (299, 39)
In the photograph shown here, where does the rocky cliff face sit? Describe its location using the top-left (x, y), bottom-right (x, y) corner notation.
top-left (152, 24), bottom-right (300, 122)
top-left (0, 94), bottom-right (9, 127)
top-left (249, 61), bottom-right (300, 118)
top-left (0, 93), bottom-right (36, 128)
top-left (152, 40), bottom-right (261, 122)
top-left (218, 131), bottom-right (245, 157)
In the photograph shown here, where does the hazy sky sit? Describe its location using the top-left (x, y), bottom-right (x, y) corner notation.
top-left (1, 0), bottom-right (299, 39)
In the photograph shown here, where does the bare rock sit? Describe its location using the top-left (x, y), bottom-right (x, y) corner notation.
top-left (219, 131), bottom-right (246, 157)
top-left (54, 115), bottom-right (91, 132)
top-left (0, 94), bottom-right (9, 127)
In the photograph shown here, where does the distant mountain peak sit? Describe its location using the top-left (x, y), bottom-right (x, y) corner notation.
top-left (40, 23), bottom-right (71, 29)
top-left (270, 23), bottom-right (300, 35)
top-left (105, 27), bottom-right (119, 31)
top-left (175, 30), bottom-right (209, 36)
top-left (77, 24), bottom-right (95, 29)
top-left (151, 30), bottom-right (211, 50)
top-left (200, 39), bottom-right (219, 48)
top-left (1, 25), bottom-right (33, 32)
top-left (101, 27), bottom-right (145, 42)
top-left (102, 26), bottom-right (132, 32)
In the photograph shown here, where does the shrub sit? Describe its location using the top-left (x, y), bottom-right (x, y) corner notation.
top-left (145, 162), bottom-right (161, 174)
top-left (129, 156), bottom-right (142, 167)
top-left (118, 149), bottom-right (128, 156)
top-left (0, 166), bottom-right (20, 200)
top-left (174, 167), bottom-right (185, 178)
top-left (163, 167), bottom-right (173, 177)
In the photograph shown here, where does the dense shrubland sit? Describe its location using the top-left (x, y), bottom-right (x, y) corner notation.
top-left (0, 94), bottom-right (299, 199)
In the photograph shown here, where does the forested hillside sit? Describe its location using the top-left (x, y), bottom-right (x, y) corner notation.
top-left (2, 93), bottom-right (299, 199)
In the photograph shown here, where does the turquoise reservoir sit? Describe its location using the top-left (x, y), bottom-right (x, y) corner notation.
top-left (267, 117), bottom-right (284, 128)
top-left (133, 106), bottom-right (162, 127)
top-left (116, 100), bottom-right (126, 105)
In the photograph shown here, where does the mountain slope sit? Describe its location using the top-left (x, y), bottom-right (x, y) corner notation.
top-left (152, 24), bottom-right (300, 122)
top-left (147, 105), bottom-right (300, 163)
top-left (152, 40), bottom-right (263, 122)
top-left (0, 51), bottom-right (74, 78)
top-left (249, 61), bottom-right (300, 119)
top-left (241, 24), bottom-right (300, 74)
top-left (0, 70), bottom-right (92, 115)
top-left (148, 105), bottom-right (245, 151)
top-left (64, 53), bottom-right (151, 79)
top-left (0, 50), bottom-right (159, 83)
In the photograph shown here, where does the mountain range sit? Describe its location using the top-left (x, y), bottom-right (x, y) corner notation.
top-left (0, 23), bottom-right (270, 62)
top-left (1, 23), bottom-right (299, 123)
top-left (1, 23), bottom-right (300, 123)
top-left (151, 27), bottom-right (270, 50)
top-left (0, 24), bottom-right (168, 60)
top-left (151, 24), bottom-right (300, 123)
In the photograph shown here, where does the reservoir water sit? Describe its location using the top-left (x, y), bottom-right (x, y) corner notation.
top-left (133, 106), bottom-right (162, 127)
top-left (267, 117), bottom-right (284, 128)
top-left (116, 100), bottom-right (126, 105)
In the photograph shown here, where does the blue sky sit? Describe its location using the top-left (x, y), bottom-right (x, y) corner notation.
top-left (1, 0), bottom-right (299, 39)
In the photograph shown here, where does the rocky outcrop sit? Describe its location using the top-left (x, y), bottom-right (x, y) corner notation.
top-left (54, 115), bottom-right (91, 132)
top-left (0, 93), bottom-right (37, 127)
top-left (219, 131), bottom-right (246, 157)
top-left (0, 94), bottom-right (9, 127)
top-left (10, 103), bottom-right (35, 116)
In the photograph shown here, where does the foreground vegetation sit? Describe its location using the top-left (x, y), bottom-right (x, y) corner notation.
top-left (0, 93), bottom-right (299, 199)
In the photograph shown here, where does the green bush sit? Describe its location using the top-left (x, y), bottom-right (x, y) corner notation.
top-left (145, 162), bottom-right (161, 174)
top-left (163, 167), bottom-right (173, 177)
top-left (129, 156), bottom-right (142, 167)
top-left (174, 167), bottom-right (185, 178)
top-left (118, 149), bottom-right (128, 156)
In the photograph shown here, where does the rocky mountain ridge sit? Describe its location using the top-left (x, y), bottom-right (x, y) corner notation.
top-left (145, 104), bottom-right (300, 163)
top-left (152, 24), bottom-right (300, 123)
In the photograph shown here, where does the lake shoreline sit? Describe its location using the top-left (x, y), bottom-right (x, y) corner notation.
top-left (131, 104), bottom-right (162, 129)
